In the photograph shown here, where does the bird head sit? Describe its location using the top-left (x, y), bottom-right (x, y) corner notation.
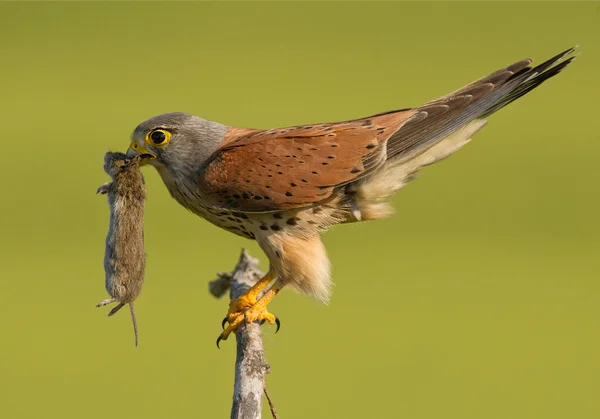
top-left (126, 112), bottom-right (228, 177)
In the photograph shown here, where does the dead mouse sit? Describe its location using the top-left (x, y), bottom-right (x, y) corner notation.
top-left (96, 151), bottom-right (146, 347)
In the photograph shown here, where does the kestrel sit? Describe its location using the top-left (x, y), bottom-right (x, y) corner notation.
top-left (125, 46), bottom-right (576, 345)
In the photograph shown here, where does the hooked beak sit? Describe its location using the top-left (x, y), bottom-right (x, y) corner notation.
top-left (126, 141), bottom-right (156, 164)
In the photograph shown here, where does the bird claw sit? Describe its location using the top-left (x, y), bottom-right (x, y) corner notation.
top-left (217, 312), bottom-right (280, 348)
top-left (260, 316), bottom-right (281, 333)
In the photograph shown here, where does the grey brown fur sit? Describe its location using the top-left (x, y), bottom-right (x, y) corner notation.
top-left (96, 151), bottom-right (147, 347)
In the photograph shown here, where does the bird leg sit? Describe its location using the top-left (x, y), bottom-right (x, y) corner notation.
top-left (229, 273), bottom-right (274, 313)
top-left (217, 275), bottom-right (282, 347)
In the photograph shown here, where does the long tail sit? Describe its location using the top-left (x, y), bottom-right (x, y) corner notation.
top-left (386, 46), bottom-right (578, 162)
top-left (130, 303), bottom-right (139, 348)
top-left (354, 47), bottom-right (577, 220)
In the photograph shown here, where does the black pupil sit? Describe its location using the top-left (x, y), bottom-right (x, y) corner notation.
top-left (151, 131), bottom-right (166, 144)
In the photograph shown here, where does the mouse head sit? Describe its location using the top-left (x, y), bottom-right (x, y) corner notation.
top-left (103, 152), bottom-right (141, 177)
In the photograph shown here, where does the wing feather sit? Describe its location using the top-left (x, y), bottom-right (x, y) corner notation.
top-left (198, 111), bottom-right (415, 212)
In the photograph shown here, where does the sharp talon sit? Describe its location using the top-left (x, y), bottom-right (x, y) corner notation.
top-left (219, 284), bottom-right (280, 346)
top-left (275, 317), bottom-right (281, 333)
top-left (216, 335), bottom-right (223, 349)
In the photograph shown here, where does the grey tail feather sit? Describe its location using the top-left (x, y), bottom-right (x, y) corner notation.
top-left (385, 46), bottom-right (577, 161)
top-left (479, 47), bottom-right (577, 118)
top-left (130, 303), bottom-right (139, 348)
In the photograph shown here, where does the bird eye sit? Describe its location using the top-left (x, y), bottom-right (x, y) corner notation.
top-left (146, 129), bottom-right (172, 147)
top-left (151, 131), bottom-right (165, 144)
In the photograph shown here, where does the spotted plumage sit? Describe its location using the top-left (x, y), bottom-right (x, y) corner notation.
top-left (124, 47), bottom-right (577, 342)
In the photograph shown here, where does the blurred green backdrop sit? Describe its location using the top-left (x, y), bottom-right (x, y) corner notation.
top-left (0, 2), bottom-right (598, 418)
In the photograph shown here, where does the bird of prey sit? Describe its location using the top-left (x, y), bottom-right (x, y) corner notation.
top-left (125, 46), bottom-right (577, 346)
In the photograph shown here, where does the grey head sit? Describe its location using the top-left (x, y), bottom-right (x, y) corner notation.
top-left (125, 112), bottom-right (229, 176)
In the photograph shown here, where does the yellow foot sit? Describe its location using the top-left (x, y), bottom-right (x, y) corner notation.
top-left (228, 292), bottom-right (258, 314)
top-left (217, 289), bottom-right (281, 348)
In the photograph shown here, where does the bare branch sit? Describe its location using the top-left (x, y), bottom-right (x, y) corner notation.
top-left (210, 249), bottom-right (275, 419)
top-left (263, 385), bottom-right (280, 419)
top-left (209, 272), bottom-right (232, 298)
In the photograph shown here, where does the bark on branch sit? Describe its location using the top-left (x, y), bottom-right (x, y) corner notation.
top-left (209, 249), bottom-right (276, 419)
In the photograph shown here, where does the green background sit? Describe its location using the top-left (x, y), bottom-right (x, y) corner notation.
top-left (1, 2), bottom-right (598, 418)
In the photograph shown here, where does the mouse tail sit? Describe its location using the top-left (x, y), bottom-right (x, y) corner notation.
top-left (130, 303), bottom-right (139, 348)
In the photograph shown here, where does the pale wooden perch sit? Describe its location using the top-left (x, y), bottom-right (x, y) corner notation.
top-left (209, 249), bottom-right (279, 419)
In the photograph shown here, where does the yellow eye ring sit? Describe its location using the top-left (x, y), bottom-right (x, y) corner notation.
top-left (145, 129), bottom-right (172, 147)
